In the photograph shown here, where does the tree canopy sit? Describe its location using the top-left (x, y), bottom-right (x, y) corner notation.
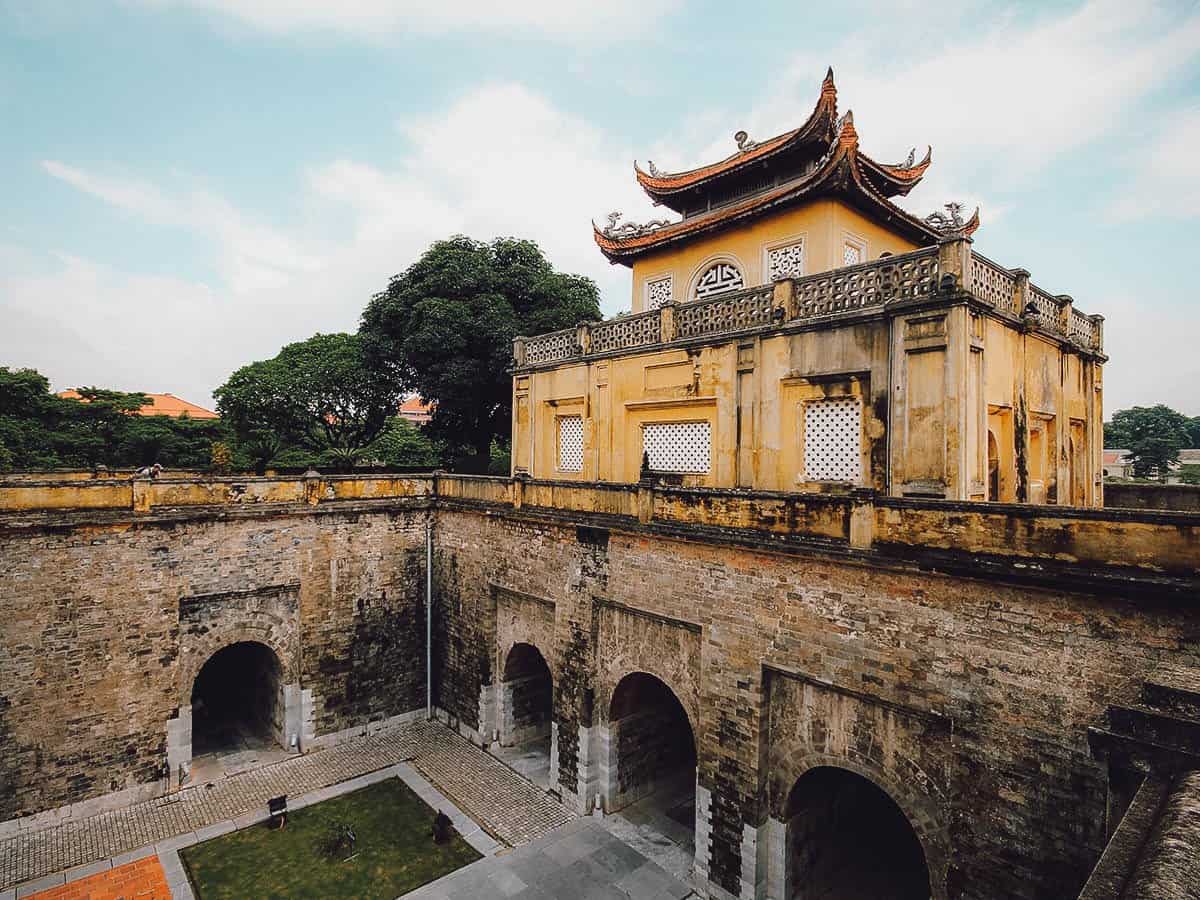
top-left (360, 236), bottom-right (600, 472)
top-left (0, 367), bottom-right (225, 471)
top-left (1104, 405), bottom-right (1192, 478)
top-left (215, 332), bottom-right (406, 472)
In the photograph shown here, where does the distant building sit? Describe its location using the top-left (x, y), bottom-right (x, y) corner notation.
top-left (58, 390), bottom-right (218, 420)
top-left (398, 395), bottom-right (433, 425)
top-left (1103, 449), bottom-right (1132, 479)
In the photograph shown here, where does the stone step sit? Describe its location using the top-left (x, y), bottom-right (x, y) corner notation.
top-left (1141, 666), bottom-right (1200, 721)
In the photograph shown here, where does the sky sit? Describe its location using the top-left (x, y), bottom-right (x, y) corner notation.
top-left (1, 0), bottom-right (1198, 415)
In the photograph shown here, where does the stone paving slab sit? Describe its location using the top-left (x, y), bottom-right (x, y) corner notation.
top-left (399, 817), bottom-right (697, 900)
top-left (411, 735), bottom-right (574, 847)
top-left (0, 719), bottom-right (455, 891)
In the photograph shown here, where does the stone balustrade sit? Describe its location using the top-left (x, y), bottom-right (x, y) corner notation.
top-left (514, 241), bottom-right (1104, 368)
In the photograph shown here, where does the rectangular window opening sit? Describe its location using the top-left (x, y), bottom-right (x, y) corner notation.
top-left (642, 421), bottom-right (711, 474)
top-left (558, 415), bottom-right (584, 472)
top-left (804, 398), bottom-right (862, 482)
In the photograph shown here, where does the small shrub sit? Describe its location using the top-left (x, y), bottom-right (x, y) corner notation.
top-left (320, 821), bottom-right (357, 860)
top-left (210, 441), bottom-right (233, 474)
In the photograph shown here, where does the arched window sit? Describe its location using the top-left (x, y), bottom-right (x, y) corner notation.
top-left (693, 261), bottom-right (744, 300)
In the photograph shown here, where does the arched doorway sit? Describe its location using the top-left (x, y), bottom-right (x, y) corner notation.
top-left (495, 643), bottom-right (554, 789)
top-left (603, 673), bottom-right (697, 873)
top-left (191, 641), bottom-right (284, 758)
top-left (785, 767), bottom-right (930, 900)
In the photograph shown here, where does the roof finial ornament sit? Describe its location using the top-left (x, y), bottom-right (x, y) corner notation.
top-left (734, 130), bottom-right (758, 152)
top-left (902, 147), bottom-right (916, 169)
top-left (647, 160), bottom-right (662, 177)
top-left (601, 210), bottom-right (673, 238)
top-left (924, 202), bottom-right (980, 237)
top-left (924, 202), bottom-right (965, 232)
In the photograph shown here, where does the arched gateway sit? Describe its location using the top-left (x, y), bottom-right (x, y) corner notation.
top-left (191, 641), bottom-right (285, 755)
top-left (494, 642), bottom-right (555, 789)
top-left (784, 766), bottom-right (931, 900)
top-left (600, 672), bottom-right (698, 864)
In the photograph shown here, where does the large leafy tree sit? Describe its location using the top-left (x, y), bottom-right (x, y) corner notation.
top-left (360, 236), bottom-right (600, 472)
top-left (1106, 405), bottom-right (1191, 478)
top-left (215, 332), bottom-right (405, 472)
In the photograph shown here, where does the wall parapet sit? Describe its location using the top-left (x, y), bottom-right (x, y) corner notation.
top-left (515, 243), bottom-right (1102, 372)
top-left (4, 475), bottom-right (1193, 591)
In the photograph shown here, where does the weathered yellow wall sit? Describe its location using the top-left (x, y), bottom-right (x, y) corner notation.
top-left (629, 198), bottom-right (921, 312)
top-left (517, 302), bottom-right (1103, 506)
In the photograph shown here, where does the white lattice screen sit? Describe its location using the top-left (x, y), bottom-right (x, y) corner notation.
top-left (645, 276), bottom-right (673, 310)
top-left (804, 398), bottom-right (861, 482)
top-left (843, 242), bottom-right (864, 267)
top-left (767, 241), bottom-right (805, 280)
top-left (558, 415), bottom-right (583, 472)
top-left (642, 421), bottom-right (711, 473)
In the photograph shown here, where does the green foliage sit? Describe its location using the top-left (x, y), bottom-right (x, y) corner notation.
top-left (215, 333), bottom-right (405, 472)
top-left (210, 441), bottom-right (234, 474)
top-left (1106, 405), bottom-right (1191, 479)
top-left (368, 417), bottom-right (440, 468)
top-left (180, 779), bottom-right (479, 900)
top-left (1179, 465), bottom-right (1200, 486)
top-left (1188, 417), bottom-right (1200, 448)
top-left (0, 367), bottom-right (226, 471)
top-left (360, 236), bottom-right (600, 472)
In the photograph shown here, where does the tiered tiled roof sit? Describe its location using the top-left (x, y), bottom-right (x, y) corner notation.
top-left (596, 68), bottom-right (978, 265)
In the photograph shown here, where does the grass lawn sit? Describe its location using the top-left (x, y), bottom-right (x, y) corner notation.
top-left (181, 778), bottom-right (481, 899)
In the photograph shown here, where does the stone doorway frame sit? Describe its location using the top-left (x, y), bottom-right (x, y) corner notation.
top-left (167, 585), bottom-right (304, 790)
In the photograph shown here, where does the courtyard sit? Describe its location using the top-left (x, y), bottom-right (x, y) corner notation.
top-left (1, 718), bottom-right (696, 900)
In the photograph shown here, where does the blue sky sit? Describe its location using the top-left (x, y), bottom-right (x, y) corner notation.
top-left (1, 0), bottom-right (1198, 414)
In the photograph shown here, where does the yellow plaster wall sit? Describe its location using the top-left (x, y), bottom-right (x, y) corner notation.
top-left (629, 199), bottom-right (922, 312)
top-left (517, 305), bottom-right (1102, 506)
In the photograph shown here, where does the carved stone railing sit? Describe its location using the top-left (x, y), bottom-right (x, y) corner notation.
top-left (522, 326), bottom-right (582, 365)
top-left (968, 253), bottom-right (1018, 312)
top-left (1029, 285), bottom-right (1060, 323)
top-left (516, 242), bottom-right (1101, 368)
top-left (794, 246), bottom-right (939, 317)
top-left (1069, 307), bottom-right (1100, 348)
top-left (590, 309), bottom-right (662, 353)
top-left (675, 284), bottom-right (776, 339)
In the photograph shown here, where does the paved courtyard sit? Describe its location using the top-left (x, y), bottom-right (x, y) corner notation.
top-left (401, 817), bottom-right (696, 900)
top-left (1, 718), bottom-right (572, 894)
top-left (2, 718), bottom-right (699, 900)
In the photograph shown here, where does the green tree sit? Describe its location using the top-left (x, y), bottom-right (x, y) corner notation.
top-left (1187, 416), bottom-right (1200, 448)
top-left (215, 333), bottom-right (405, 473)
top-left (367, 417), bottom-right (440, 468)
top-left (1107, 405), bottom-right (1191, 479)
top-left (360, 236), bottom-right (600, 473)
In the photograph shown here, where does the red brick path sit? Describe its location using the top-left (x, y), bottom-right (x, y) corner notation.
top-left (29, 856), bottom-right (172, 900)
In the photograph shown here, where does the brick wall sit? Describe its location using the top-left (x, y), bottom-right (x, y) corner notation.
top-left (0, 504), bottom-right (429, 822)
top-left (430, 505), bottom-right (1199, 900)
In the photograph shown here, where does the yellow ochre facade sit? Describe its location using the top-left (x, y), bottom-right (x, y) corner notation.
top-left (512, 70), bottom-right (1106, 505)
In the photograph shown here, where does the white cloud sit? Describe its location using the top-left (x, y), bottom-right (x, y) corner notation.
top-left (1097, 290), bottom-right (1200, 417)
top-left (16, 82), bottom-right (657, 405)
top-left (129, 0), bottom-right (680, 41)
top-left (1107, 107), bottom-right (1200, 222)
top-left (647, 0), bottom-right (1200, 226)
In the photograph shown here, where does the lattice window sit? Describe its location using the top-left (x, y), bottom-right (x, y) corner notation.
top-left (645, 276), bottom-right (673, 310)
top-left (843, 241), bottom-right (864, 267)
top-left (693, 262), bottom-right (744, 300)
top-left (767, 241), bottom-right (805, 281)
top-left (642, 421), bottom-right (710, 473)
top-left (804, 398), bottom-right (861, 482)
top-left (557, 415), bottom-right (583, 472)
